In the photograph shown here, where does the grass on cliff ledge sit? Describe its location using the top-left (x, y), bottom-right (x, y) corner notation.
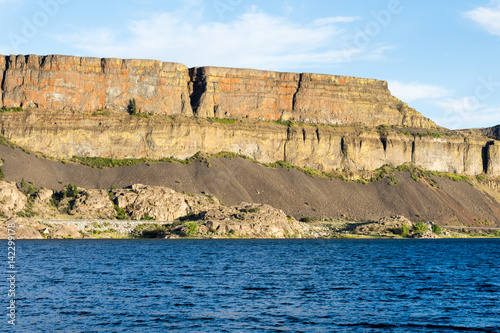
top-left (71, 150), bottom-right (481, 185)
top-left (216, 151), bottom-right (481, 185)
top-left (71, 152), bottom-right (202, 169)
top-left (0, 106), bottom-right (24, 113)
top-left (0, 128), bottom-right (484, 185)
top-left (209, 117), bottom-right (237, 125)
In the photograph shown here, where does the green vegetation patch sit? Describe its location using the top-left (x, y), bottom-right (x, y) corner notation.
top-left (114, 205), bottom-right (128, 220)
top-left (70, 152), bottom-right (202, 169)
top-left (132, 223), bottom-right (168, 238)
top-left (300, 217), bottom-right (318, 223)
top-left (401, 223), bottom-right (410, 237)
top-left (0, 106), bottom-right (23, 113)
top-left (399, 130), bottom-right (442, 138)
top-left (185, 222), bottom-right (198, 236)
top-left (92, 111), bottom-right (111, 116)
top-left (16, 179), bottom-right (41, 218)
top-left (432, 224), bottom-right (442, 235)
top-left (413, 222), bottom-right (429, 233)
top-left (396, 163), bottom-right (438, 186)
top-left (141, 213), bottom-right (156, 221)
top-left (209, 117), bottom-right (237, 125)
top-left (0, 134), bottom-right (16, 149)
top-left (128, 99), bottom-right (138, 115)
top-left (212, 153), bottom-right (476, 187)
top-left (240, 207), bottom-right (260, 214)
top-left (274, 119), bottom-right (296, 127)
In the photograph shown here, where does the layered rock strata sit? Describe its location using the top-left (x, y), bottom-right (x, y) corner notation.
top-left (0, 55), bottom-right (192, 115)
top-left (1, 54), bottom-right (434, 127)
top-left (0, 112), bottom-right (498, 176)
top-left (1, 54), bottom-right (498, 176)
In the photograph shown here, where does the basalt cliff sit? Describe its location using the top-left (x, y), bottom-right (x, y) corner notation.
top-left (1, 54), bottom-right (432, 127)
top-left (0, 54), bottom-right (498, 177)
top-left (1, 54), bottom-right (500, 233)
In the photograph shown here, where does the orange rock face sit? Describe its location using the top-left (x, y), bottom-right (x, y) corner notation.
top-left (0, 55), bottom-right (192, 115)
top-left (292, 73), bottom-right (432, 128)
top-left (190, 66), bottom-right (300, 120)
top-left (1, 54), bottom-right (435, 128)
top-left (190, 67), bottom-right (435, 128)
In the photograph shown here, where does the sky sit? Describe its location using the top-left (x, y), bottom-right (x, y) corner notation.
top-left (0, 0), bottom-right (499, 129)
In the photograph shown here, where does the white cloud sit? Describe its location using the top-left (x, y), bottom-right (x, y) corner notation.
top-left (464, 3), bottom-right (500, 36)
top-left (435, 97), bottom-right (483, 113)
top-left (388, 81), bottom-right (450, 102)
top-left (432, 97), bottom-right (500, 129)
top-left (313, 16), bottom-right (361, 26)
top-left (54, 7), bottom-right (390, 70)
top-left (434, 108), bottom-right (500, 129)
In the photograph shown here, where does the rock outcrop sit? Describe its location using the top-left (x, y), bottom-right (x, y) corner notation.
top-left (0, 183), bottom-right (304, 239)
top-left (1, 112), bottom-right (497, 176)
top-left (189, 67), bottom-right (432, 127)
top-left (70, 189), bottom-right (116, 219)
top-left (195, 203), bottom-right (302, 238)
top-left (460, 125), bottom-right (500, 140)
top-left (0, 182), bottom-right (26, 217)
top-left (354, 215), bottom-right (415, 236)
top-left (487, 141), bottom-right (500, 177)
top-left (112, 184), bottom-right (220, 221)
top-left (0, 54), bottom-right (498, 176)
top-left (32, 189), bottom-right (59, 217)
top-left (1, 54), bottom-right (434, 127)
top-left (0, 218), bottom-right (44, 239)
top-left (0, 55), bottom-right (192, 115)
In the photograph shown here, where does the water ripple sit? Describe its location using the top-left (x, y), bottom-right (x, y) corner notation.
top-left (0, 239), bottom-right (498, 332)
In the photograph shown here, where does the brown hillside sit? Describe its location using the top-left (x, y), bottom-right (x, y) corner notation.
top-left (1, 145), bottom-right (499, 227)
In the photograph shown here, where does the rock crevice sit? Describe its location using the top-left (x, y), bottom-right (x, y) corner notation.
top-left (483, 141), bottom-right (495, 174)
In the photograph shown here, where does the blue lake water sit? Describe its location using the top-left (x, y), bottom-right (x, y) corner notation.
top-left (1, 239), bottom-right (500, 332)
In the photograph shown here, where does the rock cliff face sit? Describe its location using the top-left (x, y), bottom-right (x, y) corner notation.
top-left (1, 111), bottom-right (498, 176)
top-left (488, 141), bottom-right (500, 177)
top-left (461, 125), bottom-right (500, 141)
top-left (0, 54), bottom-right (192, 115)
top-left (112, 184), bottom-right (220, 221)
top-left (1, 54), bottom-right (499, 176)
top-left (1, 54), bottom-right (434, 127)
top-left (0, 182), bottom-right (27, 217)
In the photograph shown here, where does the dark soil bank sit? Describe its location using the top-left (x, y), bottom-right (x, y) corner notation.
top-left (2, 145), bottom-right (499, 226)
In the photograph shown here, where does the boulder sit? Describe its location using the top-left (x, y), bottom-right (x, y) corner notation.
top-left (0, 218), bottom-right (43, 239)
top-left (0, 182), bottom-right (27, 217)
top-left (197, 202), bottom-right (301, 238)
top-left (112, 184), bottom-right (219, 221)
top-left (70, 189), bottom-right (116, 219)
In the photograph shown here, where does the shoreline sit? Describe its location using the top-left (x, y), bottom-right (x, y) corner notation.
top-left (2, 218), bottom-right (499, 240)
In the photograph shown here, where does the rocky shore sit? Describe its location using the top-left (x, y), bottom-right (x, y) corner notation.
top-left (2, 215), bottom-right (496, 240)
top-left (1, 179), bottom-right (496, 239)
top-left (0, 179), bottom-right (306, 239)
top-left (0, 54), bottom-right (499, 238)
top-left (0, 158), bottom-right (500, 239)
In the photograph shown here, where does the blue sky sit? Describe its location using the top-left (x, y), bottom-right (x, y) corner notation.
top-left (0, 0), bottom-right (499, 129)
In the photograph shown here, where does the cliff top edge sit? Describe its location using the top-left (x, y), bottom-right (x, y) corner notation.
top-left (0, 53), bottom-right (387, 84)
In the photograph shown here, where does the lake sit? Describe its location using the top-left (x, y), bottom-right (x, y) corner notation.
top-left (2, 239), bottom-right (500, 332)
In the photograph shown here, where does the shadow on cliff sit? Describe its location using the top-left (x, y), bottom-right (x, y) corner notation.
top-left (1, 144), bottom-right (499, 227)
